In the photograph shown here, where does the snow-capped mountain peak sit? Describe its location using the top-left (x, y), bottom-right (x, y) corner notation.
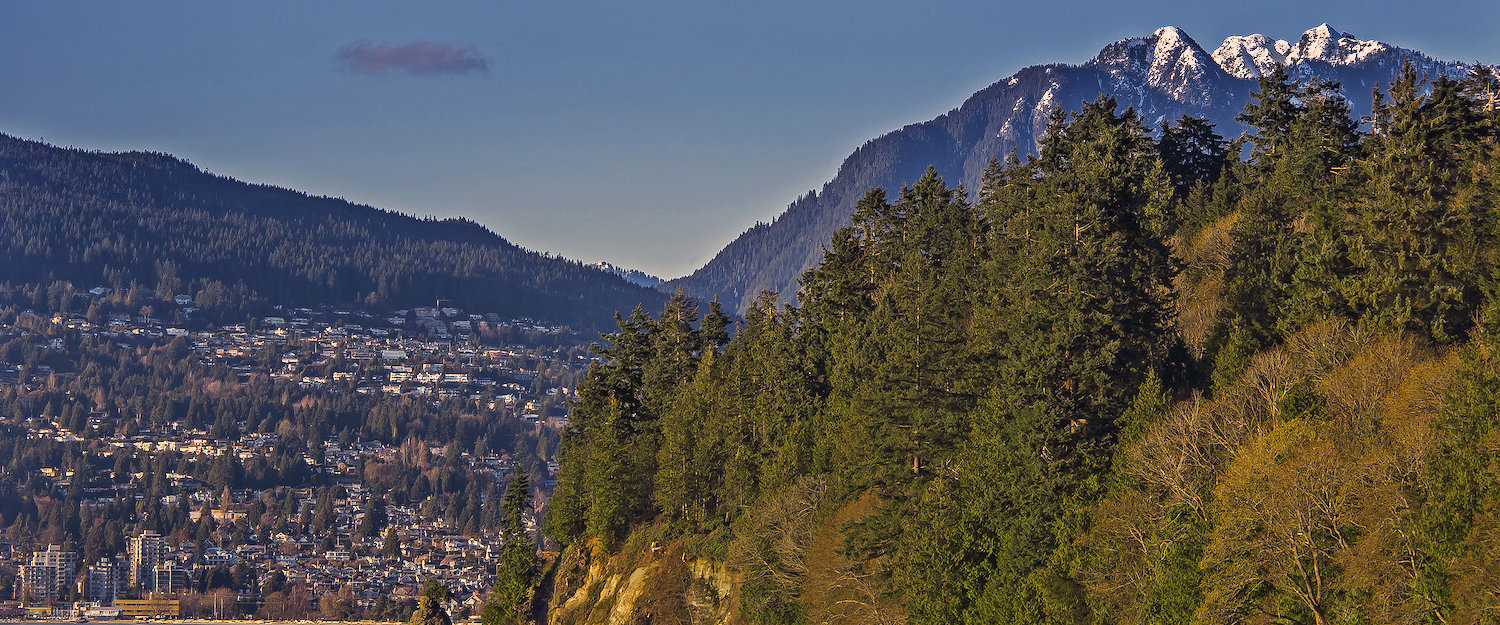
top-left (1149, 26), bottom-right (1202, 71)
top-left (1293, 23), bottom-right (1344, 62)
top-left (1152, 26), bottom-right (1190, 48)
top-left (1092, 26), bottom-right (1227, 106)
top-left (1212, 24), bottom-right (1394, 79)
top-left (1212, 34), bottom-right (1291, 79)
top-left (1287, 23), bottom-right (1390, 65)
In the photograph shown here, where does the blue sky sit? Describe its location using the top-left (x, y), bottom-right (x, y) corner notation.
top-left (2, 2), bottom-right (1496, 278)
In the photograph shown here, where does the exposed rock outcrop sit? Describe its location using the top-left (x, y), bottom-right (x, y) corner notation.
top-left (547, 539), bottom-right (742, 625)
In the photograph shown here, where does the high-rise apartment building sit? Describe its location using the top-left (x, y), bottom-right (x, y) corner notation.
top-left (19, 544), bottom-right (76, 604)
top-left (126, 530), bottom-right (165, 591)
top-left (84, 558), bottom-right (120, 604)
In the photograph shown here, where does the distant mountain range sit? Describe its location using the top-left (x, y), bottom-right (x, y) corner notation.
top-left (664, 24), bottom-right (1473, 313)
top-left (0, 134), bottom-right (666, 329)
top-left (588, 261), bottom-right (664, 288)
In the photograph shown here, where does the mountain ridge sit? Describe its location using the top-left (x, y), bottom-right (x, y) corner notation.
top-left (0, 133), bottom-right (667, 328)
top-left (664, 24), bottom-right (1474, 313)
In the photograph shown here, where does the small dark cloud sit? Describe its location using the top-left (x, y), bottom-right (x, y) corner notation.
top-left (336, 41), bottom-right (490, 77)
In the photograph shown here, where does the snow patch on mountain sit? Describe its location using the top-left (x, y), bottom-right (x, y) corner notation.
top-left (589, 261), bottom-right (664, 288)
top-left (1036, 85), bottom-right (1057, 115)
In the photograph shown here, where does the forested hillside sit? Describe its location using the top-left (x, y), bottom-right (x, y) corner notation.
top-left (665, 25), bottom-right (1468, 316)
top-left (0, 134), bottom-right (664, 329)
top-left (547, 63), bottom-right (1500, 624)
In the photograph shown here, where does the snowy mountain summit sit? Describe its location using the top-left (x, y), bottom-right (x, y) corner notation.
top-left (1213, 34), bottom-right (1292, 79)
top-left (1212, 24), bottom-right (1393, 79)
top-left (1089, 23), bottom-right (1460, 110)
top-left (1093, 26), bottom-right (1231, 106)
top-left (1089, 23), bottom-right (1406, 108)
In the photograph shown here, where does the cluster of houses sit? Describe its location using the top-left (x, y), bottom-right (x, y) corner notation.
top-left (8, 297), bottom-right (586, 425)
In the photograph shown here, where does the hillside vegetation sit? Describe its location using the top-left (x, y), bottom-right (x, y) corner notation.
top-left (546, 64), bottom-right (1500, 625)
top-left (0, 134), bottom-right (664, 328)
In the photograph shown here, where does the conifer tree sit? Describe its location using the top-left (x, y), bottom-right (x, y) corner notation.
top-left (1345, 64), bottom-right (1490, 342)
top-left (832, 168), bottom-right (982, 491)
top-left (485, 470), bottom-right (537, 625)
top-left (1159, 115), bottom-right (1230, 196)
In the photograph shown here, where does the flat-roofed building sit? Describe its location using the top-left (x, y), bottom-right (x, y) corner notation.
top-left (84, 558), bottom-right (119, 604)
top-left (19, 544), bottom-right (75, 604)
top-left (127, 530), bottom-right (165, 590)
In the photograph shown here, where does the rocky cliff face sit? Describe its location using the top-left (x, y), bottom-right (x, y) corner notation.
top-left (664, 24), bottom-right (1472, 314)
top-left (547, 540), bottom-right (742, 625)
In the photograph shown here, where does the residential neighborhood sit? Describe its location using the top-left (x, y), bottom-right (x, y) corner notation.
top-left (0, 290), bottom-right (590, 620)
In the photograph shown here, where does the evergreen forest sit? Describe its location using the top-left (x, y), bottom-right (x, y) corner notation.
top-left (0, 134), bottom-right (664, 330)
top-left (548, 64), bottom-right (1500, 624)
